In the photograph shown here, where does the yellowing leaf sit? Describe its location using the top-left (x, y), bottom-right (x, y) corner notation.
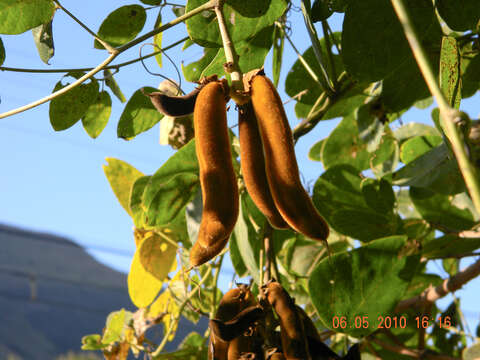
top-left (139, 232), bottom-right (177, 281)
top-left (103, 158), bottom-right (144, 216)
top-left (128, 232), bottom-right (163, 308)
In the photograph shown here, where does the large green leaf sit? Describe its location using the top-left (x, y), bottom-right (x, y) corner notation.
top-left (94, 5), bottom-right (146, 49)
top-left (142, 140), bottom-right (200, 227)
top-left (0, 0), bottom-right (55, 35)
top-left (393, 143), bottom-right (465, 195)
top-left (103, 158), bottom-right (144, 216)
top-left (31, 20), bottom-right (54, 64)
top-left (422, 234), bottom-right (480, 259)
top-left (81, 91), bottom-right (112, 139)
top-left (154, 332), bottom-right (208, 359)
top-left (342, 0), bottom-right (435, 82)
top-left (182, 47), bottom-right (219, 82)
top-left (313, 165), bottom-right (400, 241)
top-left (410, 187), bottom-right (475, 231)
top-left (49, 74), bottom-right (99, 131)
top-left (322, 115), bottom-right (370, 171)
top-left (117, 87), bottom-right (163, 140)
top-left (436, 0), bottom-right (480, 31)
top-left (185, 0), bottom-right (287, 47)
top-left (370, 133), bottom-right (400, 178)
top-left (309, 235), bottom-right (420, 337)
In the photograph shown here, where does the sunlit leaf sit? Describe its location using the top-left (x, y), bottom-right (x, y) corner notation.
top-left (139, 231), bottom-right (177, 281)
top-left (0, 0), bottom-right (55, 35)
top-left (31, 20), bottom-right (54, 64)
top-left (94, 5), bottom-right (146, 49)
top-left (309, 235), bottom-right (420, 337)
top-left (82, 91), bottom-right (112, 139)
top-left (103, 158), bottom-right (144, 216)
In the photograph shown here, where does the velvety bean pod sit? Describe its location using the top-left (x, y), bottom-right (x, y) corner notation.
top-left (190, 80), bottom-right (239, 267)
top-left (264, 281), bottom-right (311, 360)
top-left (238, 101), bottom-right (289, 229)
top-left (250, 75), bottom-right (329, 243)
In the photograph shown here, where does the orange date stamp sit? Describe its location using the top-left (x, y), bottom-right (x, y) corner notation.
top-left (331, 315), bottom-right (451, 329)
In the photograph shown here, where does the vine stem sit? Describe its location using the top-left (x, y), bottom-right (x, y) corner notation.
top-left (395, 257), bottom-right (480, 313)
top-left (390, 0), bottom-right (480, 214)
top-left (152, 264), bottom-right (213, 356)
top-left (0, 0), bottom-right (216, 119)
top-left (0, 37), bottom-right (187, 73)
top-left (213, 0), bottom-right (245, 101)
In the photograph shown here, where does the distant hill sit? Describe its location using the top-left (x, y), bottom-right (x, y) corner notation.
top-left (0, 224), bottom-right (207, 360)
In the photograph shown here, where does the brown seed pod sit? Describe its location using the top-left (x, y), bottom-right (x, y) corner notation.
top-left (269, 353), bottom-right (286, 360)
top-left (264, 281), bottom-right (311, 360)
top-left (209, 285), bottom-right (258, 360)
top-left (189, 80), bottom-right (239, 267)
top-left (210, 305), bottom-right (264, 342)
top-left (228, 333), bottom-right (264, 360)
top-left (146, 87), bottom-right (200, 117)
top-left (238, 101), bottom-right (289, 229)
top-left (250, 75), bottom-right (329, 243)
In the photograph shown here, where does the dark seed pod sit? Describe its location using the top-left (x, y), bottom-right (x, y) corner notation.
top-left (210, 305), bottom-right (264, 342)
top-left (146, 87), bottom-right (200, 117)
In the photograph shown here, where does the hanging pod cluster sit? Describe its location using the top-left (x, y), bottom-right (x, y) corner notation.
top-left (147, 71), bottom-right (329, 267)
top-left (208, 281), bottom-right (360, 360)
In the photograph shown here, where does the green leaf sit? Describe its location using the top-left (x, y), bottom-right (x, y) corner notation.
top-left (81, 91), bottom-right (112, 139)
top-left (272, 24), bottom-right (284, 87)
top-left (342, 0), bottom-right (436, 82)
top-left (0, 0), bottom-right (55, 35)
top-left (440, 36), bottom-right (461, 109)
top-left (117, 87), bottom-right (163, 140)
top-left (128, 233), bottom-right (163, 308)
top-left (308, 138), bottom-right (325, 162)
top-left (185, 0), bottom-right (287, 47)
top-left (393, 144), bottom-right (465, 195)
top-left (229, 230), bottom-right (248, 277)
top-left (0, 37), bottom-right (5, 66)
top-left (140, 0), bottom-right (162, 4)
top-left (323, 82), bottom-right (372, 120)
top-left (154, 10), bottom-right (163, 68)
top-left (422, 234), bottom-right (480, 259)
top-left (81, 334), bottom-right (107, 350)
top-left (104, 69), bottom-right (126, 103)
top-left (139, 232), bottom-right (177, 281)
top-left (130, 175), bottom-right (151, 228)
top-left (382, 54), bottom-right (437, 112)
top-left (393, 122), bottom-right (440, 143)
top-left (309, 235), bottom-right (420, 337)
top-left (232, 193), bottom-right (261, 284)
top-left (31, 20), bottom-right (54, 64)
top-left (49, 74), bottom-right (99, 131)
top-left (94, 5), bottom-right (146, 49)
top-left (436, 0), bottom-right (480, 31)
top-left (356, 103), bottom-right (386, 153)
top-left (404, 273), bottom-right (442, 298)
top-left (313, 165), bottom-right (399, 241)
top-left (370, 134), bottom-right (400, 178)
top-left (154, 331), bottom-right (208, 359)
top-left (311, 0), bottom-right (333, 22)
top-left (103, 158), bottom-right (144, 216)
top-left (322, 115), bottom-right (370, 171)
top-left (143, 140), bottom-right (200, 227)
top-left (102, 309), bottom-right (133, 344)
top-left (361, 178), bottom-right (395, 214)
top-left (410, 187), bottom-right (475, 231)
top-left (442, 258), bottom-right (458, 277)
top-left (283, 237), bottom-right (325, 277)
top-left (399, 135), bottom-right (443, 164)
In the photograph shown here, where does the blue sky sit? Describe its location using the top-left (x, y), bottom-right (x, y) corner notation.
top-left (0, 0), bottom-right (479, 338)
